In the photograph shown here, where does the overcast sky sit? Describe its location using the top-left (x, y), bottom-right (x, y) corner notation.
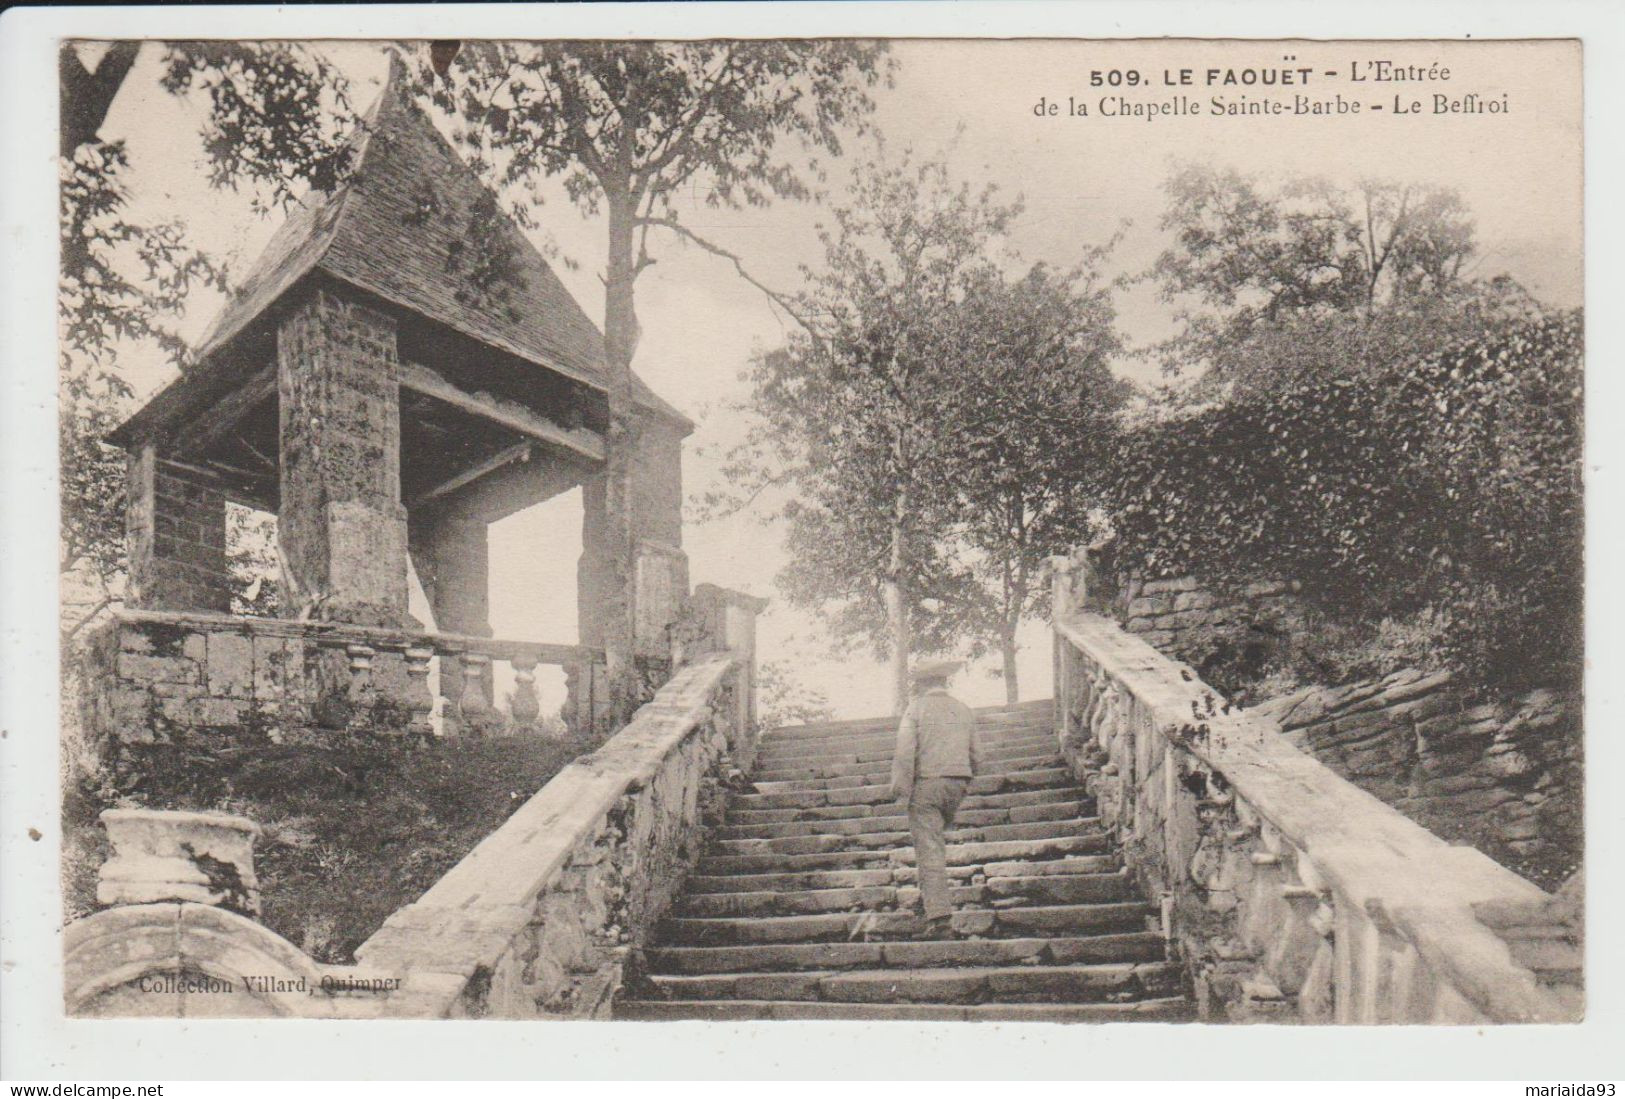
top-left (96, 38), bottom-right (1582, 720)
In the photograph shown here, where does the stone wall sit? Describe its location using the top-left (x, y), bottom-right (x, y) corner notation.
top-left (1104, 569), bottom-right (1580, 888)
top-left (124, 449), bottom-right (231, 613)
top-left (354, 652), bottom-right (746, 1018)
top-left (1052, 603), bottom-right (1581, 1024)
top-left (81, 612), bottom-right (420, 776)
top-left (1248, 672), bottom-right (1581, 889)
top-left (78, 609), bottom-right (606, 785)
top-left (1113, 574), bottom-right (1302, 685)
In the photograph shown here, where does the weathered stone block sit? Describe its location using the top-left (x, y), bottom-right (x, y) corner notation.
top-left (118, 652), bottom-right (200, 685)
top-left (207, 632), bottom-right (255, 698)
top-left (1143, 577), bottom-right (1200, 595)
top-left (158, 695), bottom-right (250, 728)
top-left (1173, 590), bottom-right (1217, 612)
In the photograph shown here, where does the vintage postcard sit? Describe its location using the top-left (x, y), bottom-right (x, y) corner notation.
top-left (2, 1), bottom-right (1616, 1084)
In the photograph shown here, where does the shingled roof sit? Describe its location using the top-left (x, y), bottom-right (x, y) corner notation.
top-left (117, 60), bottom-right (689, 444)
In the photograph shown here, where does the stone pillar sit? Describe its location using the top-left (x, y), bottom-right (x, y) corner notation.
top-left (124, 446), bottom-right (230, 612)
top-left (577, 474), bottom-right (611, 651)
top-left (630, 418), bottom-right (688, 658)
top-left (276, 289), bottom-right (409, 627)
top-left (577, 414), bottom-right (689, 733)
top-left (410, 509), bottom-right (491, 637)
top-left (572, 474), bottom-right (616, 736)
top-left (690, 584), bottom-right (769, 760)
top-left (409, 508), bottom-right (493, 733)
top-left (634, 540), bottom-right (690, 658)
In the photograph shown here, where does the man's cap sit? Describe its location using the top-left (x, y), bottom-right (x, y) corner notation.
top-left (911, 659), bottom-right (963, 682)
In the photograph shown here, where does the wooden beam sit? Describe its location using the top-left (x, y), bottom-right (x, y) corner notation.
top-left (171, 365), bottom-right (277, 455)
top-left (407, 442), bottom-right (532, 509)
top-left (398, 360), bottom-right (606, 464)
top-left (159, 455), bottom-right (277, 512)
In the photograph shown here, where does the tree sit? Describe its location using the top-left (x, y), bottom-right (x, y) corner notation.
top-left (418, 41), bottom-right (889, 726)
top-left (945, 261), bottom-right (1128, 701)
top-left (1148, 164), bottom-right (1534, 401)
top-left (59, 41), bottom-right (360, 635)
top-left (724, 152), bottom-right (1023, 713)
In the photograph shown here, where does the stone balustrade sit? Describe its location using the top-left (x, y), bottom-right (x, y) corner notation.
top-left (1049, 558), bottom-right (1581, 1024)
top-left (80, 608), bottom-right (607, 758)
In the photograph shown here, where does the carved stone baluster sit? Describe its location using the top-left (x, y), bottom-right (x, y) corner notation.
top-left (403, 645), bottom-right (436, 739)
top-left (511, 652), bottom-right (541, 730)
top-left (345, 643), bottom-right (376, 729)
top-left (459, 651), bottom-right (495, 737)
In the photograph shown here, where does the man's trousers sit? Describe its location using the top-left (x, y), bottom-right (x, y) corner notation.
top-left (908, 776), bottom-right (969, 921)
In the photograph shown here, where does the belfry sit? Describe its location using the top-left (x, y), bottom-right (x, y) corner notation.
top-left (107, 65), bottom-right (693, 731)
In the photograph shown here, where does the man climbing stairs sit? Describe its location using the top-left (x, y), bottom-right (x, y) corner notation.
top-left (616, 700), bottom-right (1195, 1022)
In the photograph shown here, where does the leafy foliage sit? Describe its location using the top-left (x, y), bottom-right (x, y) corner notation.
top-left (723, 153), bottom-right (1126, 702)
top-left (226, 504), bottom-right (281, 617)
top-left (1095, 312), bottom-right (1584, 689)
top-left (1148, 164), bottom-right (1537, 402)
top-left (943, 261), bottom-right (1128, 698)
top-left (58, 42), bottom-right (358, 630)
top-left (726, 152), bottom-right (1023, 705)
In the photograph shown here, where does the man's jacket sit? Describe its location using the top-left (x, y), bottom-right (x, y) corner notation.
top-left (891, 689), bottom-right (984, 799)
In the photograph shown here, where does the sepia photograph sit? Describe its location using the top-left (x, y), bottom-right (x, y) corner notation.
top-left (3, 1), bottom-right (1619, 1085)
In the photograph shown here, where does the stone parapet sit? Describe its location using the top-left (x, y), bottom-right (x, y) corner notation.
top-left (80, 608), bottom-right (604, 770)
top-left (355, 652), bottom-right (747, 1017)
top-left (1054, 611), bottom-right (1581, 1024)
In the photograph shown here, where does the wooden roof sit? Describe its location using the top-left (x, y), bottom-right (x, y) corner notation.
top-left (113, 60), bottom-right (690, 449)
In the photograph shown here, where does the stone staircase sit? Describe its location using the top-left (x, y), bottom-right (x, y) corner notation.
top-left (616, 699), bottom-right (1194, 1022)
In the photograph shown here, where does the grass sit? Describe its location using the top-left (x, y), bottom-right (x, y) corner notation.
top-left (62, 729), bottom-right (594, 964)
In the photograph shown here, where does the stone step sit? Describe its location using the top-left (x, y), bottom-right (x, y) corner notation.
top-left (660, 900), bottom-right (1151, 946)
top-left (637, 960), bottom-right (1182, 1005)
top-left (707, 817), bottom-right (1101, 858)
top-left (615, 996), bottom-right (1192, 1023)
top-left (718, 799), bottom-right (1089, 840)
top-left (762, 703), bottom-right (1054, 744)
top-left (746, 767), bottom-right (1077, 803)
top-left (749, 764), bottom-right (1073, 797)
top-left (726, 786), bottom-right (1082, 824)
top-left (646, 931), bottom-right (1167, 974)
top-left (676, 871), bottom-right (1139, 918)
top-left (685, 854), bottom-right (1122, 895)
top-left (697, 832), bottom-right (1112, 875)
top-left (751, 750), bottom-right (1062, 784)
top-left (756, 731), bottom-right (1056, 766)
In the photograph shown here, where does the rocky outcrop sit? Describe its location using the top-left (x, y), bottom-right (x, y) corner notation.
top-left (1248, 672), bottom-right (1580, 889)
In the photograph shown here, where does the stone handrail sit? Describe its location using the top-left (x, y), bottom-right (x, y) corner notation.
top-left (1053, 610), bottom-right (1580, 1024)
top-left (352, 650), bottom-right (748, 1017)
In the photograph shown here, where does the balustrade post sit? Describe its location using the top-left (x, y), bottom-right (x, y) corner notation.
top-left (511, 652), bottom-right (541, 729)
top-left (1048, 554), bottom-right (1076, 745)
top-left (403, 644), bottom-right (436, 739)
top-left (458, 650), bottom-right (497, 737)
top-left (345, 643), bottom-right (377, 729)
